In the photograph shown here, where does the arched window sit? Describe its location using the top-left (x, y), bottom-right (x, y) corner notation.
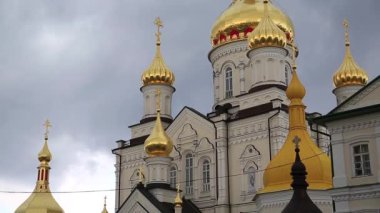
top-left (202, 160), bottom-right (210, 192)
top-left (246, 167), bottom-right (255, 193)
top-left (169, 166), bottom-right (177, 188)
top-left (225, 67), bottom-right (233, 98)
top-left (352, 144), bottom-right (371, 176)
top-left (185, 153), bottom-right (193, 194)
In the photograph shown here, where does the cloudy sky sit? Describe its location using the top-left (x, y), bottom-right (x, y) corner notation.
top-left (0, 0), bottom-right (379, 212)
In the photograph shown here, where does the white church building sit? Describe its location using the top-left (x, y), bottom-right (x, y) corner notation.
top-left (111, 1), bottom-right (380, 212)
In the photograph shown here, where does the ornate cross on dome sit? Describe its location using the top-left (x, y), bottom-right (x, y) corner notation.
top-left (104, 196), bottom-right (107, 206)
top-left (293, 135), bottom-right (301, 149)
top-left (44, 119), bottom-right (52, 140)
top-left (176, 183), bottom-right (180, 193)
top-left (154, 17), bottom-right (163, 45)
top-left (156, 88), bottom-right (161, 112)
top-left (343, 18), bottom-right (350, 45)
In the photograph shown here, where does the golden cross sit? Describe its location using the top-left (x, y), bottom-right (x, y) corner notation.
top-left (156, 88), bottom-right (161, 112)
top-left (343, 18), bottom-right (350, 44)
top-left (176, 183), bottom-right (180, 193)
top-left (293, 136), bottom-right (301, 149)
top-left (44, 119), bottom-right (52, 139)
top-left (104, 196), bottom-right (107, 206)
top-left (154, 17), bottom-right (163, 44)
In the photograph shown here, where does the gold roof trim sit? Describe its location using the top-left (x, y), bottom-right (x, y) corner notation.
top-left (248, 0), bottom-right (287, 49)
top-left (333, 19), bottom-right (368, 88)
top-left (141, 17), bottom-right (175, 86)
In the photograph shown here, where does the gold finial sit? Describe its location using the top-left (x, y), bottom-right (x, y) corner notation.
top-left (104, 196), bottom-right (107, 207)
top-left (156, 88), bottom-right (161, 112)
top-left (293, 136), bottom-right (301, 149)
top-left (343, 18), bottom-right (350, 45)
top-left (154, 17), bottom-right (163, 45)
top-left (175, 183), bottom-right (182, 206)
top-left (44, 119), bottom-right (52, 140)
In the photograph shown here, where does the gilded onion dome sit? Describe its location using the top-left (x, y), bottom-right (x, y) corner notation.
top-left (333, 19), bottom-right (368, 88)
top-left (211, 0), bottom-right (294, 47)
top-left (248, 0), bottom-right (287, 49)
top-left (142, 17), bottom-right (175, 86)
top-left (261, 49), bottom-right (332, 193)
top-left (15, 120), bottom-right (64, 213)
top-left (144, 89), bottom-right (173, 157)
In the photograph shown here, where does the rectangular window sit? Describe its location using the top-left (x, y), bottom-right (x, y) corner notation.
top-left (185, 155), bottom-right (193, 194)
top-left (202, 161), bottom-right (210, 192)
top-left (353, 144), bottom-right (371, 176)
top-left (225, 68), bottom-right (233, 98)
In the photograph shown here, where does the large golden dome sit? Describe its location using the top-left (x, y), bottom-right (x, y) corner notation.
top-left (333, 19), bottom-right (368, 88)
top-left (261, 71), bottom-right (332, 193)
top-left (211, 0), bottom-right (294, 47)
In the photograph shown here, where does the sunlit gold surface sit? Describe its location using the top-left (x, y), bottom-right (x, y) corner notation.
top-left (142, 17), bottom-right (175, 86)
top-left (211, 0), bottom-right (294, 47)
top-left (15, 122), bottom-right (64, 213)
top-left (144, 89), bottom-right (173, 157)
top-left (261, 70), bottom-right (332, 193)
top-left (248, 1), bottom-right (287, 49)
top-left (333, 19), bottom-right (368, 88)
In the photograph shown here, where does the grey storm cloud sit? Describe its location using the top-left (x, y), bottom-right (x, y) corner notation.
top-left (0, 0), bottom-right (379, 212)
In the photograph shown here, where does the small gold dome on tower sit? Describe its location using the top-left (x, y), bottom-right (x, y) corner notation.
top-left (333, 19), bottom-right (368, 88)
top-left (142, 17), bottom-right (175, 86)
top-left (144, 89), bottom-right (173, 157)
top-left (211, 0), bottom-right (294, 47)
top-left (38, 140), bottom-right (52, 162)
top-left (248, 0), bottom-right (287, 49)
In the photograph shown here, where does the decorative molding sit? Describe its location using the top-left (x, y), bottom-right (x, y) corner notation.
top-left (330, 118), bottom-right (380, 134)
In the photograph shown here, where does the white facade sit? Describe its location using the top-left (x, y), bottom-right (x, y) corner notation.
top-left (318, 77), bottom-right (380, 213)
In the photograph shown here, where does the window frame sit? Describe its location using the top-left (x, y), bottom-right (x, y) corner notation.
top-left (351, 143), bottom-right (372, 177)
top-left (185, 153), bottom-right (194, 194)
top-left (202, 159), bottom-right (211, 192)
top-left (225, 67), bottom-right (233, 98)
top-left (169, 165), bottom-right (177, 189)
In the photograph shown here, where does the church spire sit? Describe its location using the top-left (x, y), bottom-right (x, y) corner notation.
top-left (101, 196), bottom-right (109, 213)
top-left (15, 120), bottom-right (64, 213)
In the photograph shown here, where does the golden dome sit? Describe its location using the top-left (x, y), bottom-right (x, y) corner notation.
top-left (144, 89), bottom-right (173, 157)
top-left (142, 17), bottom-right (175, 86)
top-left (211, 0), bottom-right (294, 47)
top-left (261, 70), bottom-right (332, 193)
top-left (144, 110), bottom-right (173, 157)
top-left (15, 121), bottom-right (64, 213)
top-left (333, 19), bottom-right (368, 88)
top-left (38, 139), bottom-right (52, 162)
top-left (248, 0), bottom-right (287, 49)
top-left (101, 196), bottom-right (109, 213)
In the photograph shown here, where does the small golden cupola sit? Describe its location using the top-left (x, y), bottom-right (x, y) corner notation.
top-left (141, 17), bottom-right (175, 87)
top-left (260, 45), bottom-right (332, 193)
top-left (144, 89), bottom-right (173, 157)
top-left (211, 0), bottom-right (294, 47)
top-left (15, 120), bottom-right (64, 213)
top-left (101, 196), bottom-right (109, 213)
top-left (248, 0), bottom-right (287, 49)
top-left (333, 19), bottom-right (368, 88)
